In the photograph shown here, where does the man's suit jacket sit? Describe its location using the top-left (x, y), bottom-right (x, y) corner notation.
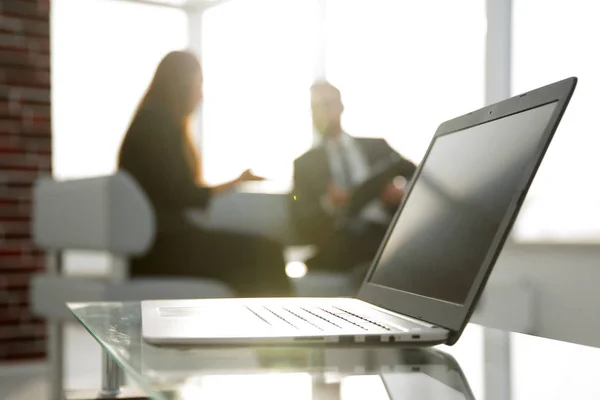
top-left (291, 137), bottom-right (416, 246)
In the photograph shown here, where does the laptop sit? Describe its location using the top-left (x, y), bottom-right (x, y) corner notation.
top-left (142, 77), bottom-right (577, 346)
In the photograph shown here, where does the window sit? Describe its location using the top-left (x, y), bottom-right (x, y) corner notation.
top-left (325, 0), bottom-right (486, 163)
top-left (201, 0), bottom-right (318, 189)
top-left (52, 0), bottom-right (188, 179)
top-left (52, 0), bottom-right (188, 276)
top-left (512, 0), bottom-right (600, 242)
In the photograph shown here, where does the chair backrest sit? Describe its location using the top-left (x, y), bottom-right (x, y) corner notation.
top-left (33, 171), bottom-right (156, 255)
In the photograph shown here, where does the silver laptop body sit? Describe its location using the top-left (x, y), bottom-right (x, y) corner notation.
top-left (142, 77), bottom-right (576, 346)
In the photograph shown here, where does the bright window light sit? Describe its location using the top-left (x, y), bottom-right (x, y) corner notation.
top-left (512, 0), bottom-right (600, 242)
top-left (52, 0), bottom-right (188, 180)
top-left (325, 0), bottom-right (485, 164)
top-left (201, 0), bottom-right (318, 190)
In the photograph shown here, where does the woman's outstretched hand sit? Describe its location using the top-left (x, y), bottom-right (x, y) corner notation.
top-left (238, 169), bottom-right (266, 183)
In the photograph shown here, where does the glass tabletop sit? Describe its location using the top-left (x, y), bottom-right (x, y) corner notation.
top-left (68, 302), bottom-right (480, 399)
top-left (68, 301), bottom-right (600, 400)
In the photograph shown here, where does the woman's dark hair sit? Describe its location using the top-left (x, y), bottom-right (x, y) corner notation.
top-left (140, 50), bottom-right (202, 122)
top-left (122, 51), bottom-right (203, 181)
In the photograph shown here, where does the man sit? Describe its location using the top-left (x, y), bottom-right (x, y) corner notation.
top-left (291, 81), bottom-right (417, 272)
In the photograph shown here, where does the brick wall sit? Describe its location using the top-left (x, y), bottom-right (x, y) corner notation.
top-left (0, 0), bottom-right (51, 361)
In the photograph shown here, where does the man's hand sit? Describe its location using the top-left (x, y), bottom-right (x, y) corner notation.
top-left (327, 182), bottom-right (349, 206)
top-left (380, 182), bottom-right (405, 206)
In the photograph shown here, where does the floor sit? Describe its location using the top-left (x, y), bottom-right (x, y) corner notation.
top-left (0, 324), bottom-right (102, 400)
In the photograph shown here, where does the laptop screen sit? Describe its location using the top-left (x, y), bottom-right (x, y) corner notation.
top-left (369, 102), bottom-right (557, 305)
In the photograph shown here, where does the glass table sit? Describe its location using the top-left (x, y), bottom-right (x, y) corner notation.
top-left (68, 301), bottom-right (600, 399)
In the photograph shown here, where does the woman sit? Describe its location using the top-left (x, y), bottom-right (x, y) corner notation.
top-left (118, 51), bottom-right (290, 296)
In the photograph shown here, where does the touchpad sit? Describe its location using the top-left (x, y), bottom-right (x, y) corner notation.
top-left (157, 304), bottom-right (273, 332)
top-left (159, 306), bottom-right (218, 317)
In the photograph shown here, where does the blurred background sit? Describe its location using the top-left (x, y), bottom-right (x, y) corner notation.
top-left (2, 0), bottom-right (600, 399)
top-left (50, 0), bottom-right (600, 241)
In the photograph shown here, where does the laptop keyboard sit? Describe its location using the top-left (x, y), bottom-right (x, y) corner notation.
top-left (245, 305), bottom-right (392, 332)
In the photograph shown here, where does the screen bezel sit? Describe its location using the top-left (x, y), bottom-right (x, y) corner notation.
top-left (357, 77), bottom-right (577, 344)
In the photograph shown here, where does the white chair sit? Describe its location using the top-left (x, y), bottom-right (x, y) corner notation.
top-left (31, 171), bottom-right (234, 399)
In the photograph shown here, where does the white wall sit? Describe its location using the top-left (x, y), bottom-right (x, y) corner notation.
top-left (482, 243), bottom-right (600, 348)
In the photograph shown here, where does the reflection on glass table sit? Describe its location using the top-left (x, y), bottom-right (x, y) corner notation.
top-left (69, 302), bottom-right (475, 400)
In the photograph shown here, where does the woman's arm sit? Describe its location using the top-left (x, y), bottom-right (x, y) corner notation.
top-left (122, 109), bottom-right (265, 205)
top-left (208, 169), bottom-right (265, 194)
top-left (210, 178), bottom-right (241, 194)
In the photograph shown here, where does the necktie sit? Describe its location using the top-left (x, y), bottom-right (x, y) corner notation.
top-left (336, 141), bottom-right (354, 190)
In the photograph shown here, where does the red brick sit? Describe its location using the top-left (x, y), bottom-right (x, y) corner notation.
top-left (0, 101), bottom-right (11, 117)
top-left (0, 273), bottom-right (31, 289)
top-left (0, 305), bottom-right (42, 323)
top-left (0, 0), bottom-right (50, 362)
top-left (20, 119), bottom-right (50, 136)
top-left (21, 107), bottom-right (51, 128)
top-left (1, 352), bottom-right (46, 361)
top-left (0, 49), bottom-right (27, 67)
top-left (0, 197), bottom-right (29, 205)
top-left (0, 33), bottom-right (49, 54)
top-left (0, 15), bottom-right (49, 37)
top-left (0, 255), bottom-right (45, 270)
top-left (0, 68), bottom-right (50, 88)
top-left (0, 86), bottom-right (50, 104)
top-left (0, 135), bottom-right (20, 147)
top-left (0, 85), bottom-right (17, 101)
top-left (0, 16), bottom-right (23, 33)
top-left (0, 50), bottom-right (49, 70)
top-left (0, 324), bottom-right (46, 340)
top-left (0, 214), bottom-right (30, 222)
top-left (0, 205), bottom-right (32, 220)
top-left (0, 288), bottom-right (29, 307)
top-left (0, 306), bottom-right (43, 320)
top-left (30, 52), bottom-right (49, 69)
top-left (0, 264), bottom-right (43, 274)
top-left (0, 170), bottom-right (40, 184)
top-left (0, 239), bottom-right (38, 253)
top-left (0, 135), bottom-right (51, 154)
top-left (0, 153), bottom-right (51, 170)
top-left (22, 103), bottom-right (49, 119)
top-left (0, 1), bottom-right (49, 20)
top-left (0, 250), bottom-right (41, 261)
top-left (0, 239), bottom-right (42, 264)
top-left (0, 219), bottom-right (30, 234)
top-left (0, 85), bottom-right (51, 104)
top-left (0, 202), bottom-right (30, 218)
top-left (0, 338), bottom-right (46, 360)
top-left (1, 234), bottom-right (30, 240)
top-left (0, 221), bottom-right (30, 231)
top-left (0, 120), bottom-right (19, 134)
top-left (0, 100), bottom-right (21, 118)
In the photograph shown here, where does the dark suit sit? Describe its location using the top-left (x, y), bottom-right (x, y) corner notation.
top-left (119, 105), bottom-right (290, 296)
top-left (291, 137), bottom-right (416, 271)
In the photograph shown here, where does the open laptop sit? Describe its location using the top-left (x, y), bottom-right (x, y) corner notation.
top-left (142, 77), bottom-right (577, 346)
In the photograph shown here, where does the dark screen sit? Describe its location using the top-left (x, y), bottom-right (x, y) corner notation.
top-left (369, 102), bottom-right (557, 304)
